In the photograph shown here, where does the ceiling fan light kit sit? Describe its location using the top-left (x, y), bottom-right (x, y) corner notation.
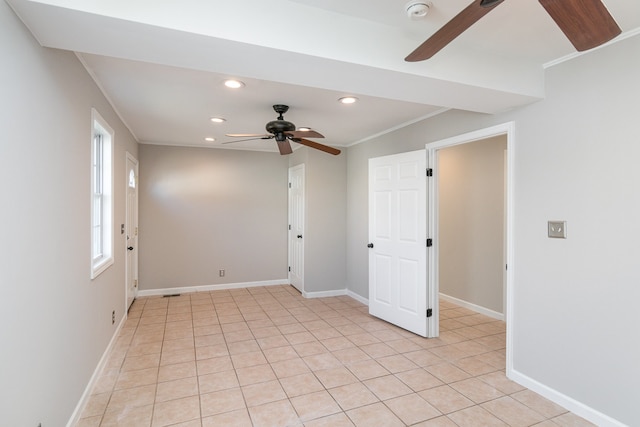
top-left (405, 0), bottom-right (621, 62)
top-left (406, 1), bottom-right (431, 20)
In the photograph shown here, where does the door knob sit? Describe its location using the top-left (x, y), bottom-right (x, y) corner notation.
top-left (297, 235), bottom-right (303, 239)
top-left (127, 246), bottom-right (134, 251)
top-left (367, 243), bottom-right (374, 248)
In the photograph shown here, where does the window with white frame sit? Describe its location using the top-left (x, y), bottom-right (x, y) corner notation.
top-left (91, 109), bottom-right (114, 279)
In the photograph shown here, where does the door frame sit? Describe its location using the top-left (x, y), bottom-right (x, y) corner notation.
top-left (426, 121), bottom-right (515, 375)
top-left (125, 152), bottom-right (139, 311)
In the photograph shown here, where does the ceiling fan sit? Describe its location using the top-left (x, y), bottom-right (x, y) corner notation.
top-left (225, 105), bottom-right (341, 156)
top-left (405, 0), bottom-right (622, 62)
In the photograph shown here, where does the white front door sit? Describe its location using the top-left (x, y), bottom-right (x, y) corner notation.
top-left (368, 150), bottom-right (429, 337)
top-left (125, 153), bottom-right (139, 310)
top-left (288, 164), bottom-right (305, 292)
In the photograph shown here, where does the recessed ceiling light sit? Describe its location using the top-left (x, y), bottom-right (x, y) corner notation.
top-left (210, 117), bottom-right (226, 123)
top-left (339, 96), bottom-right (358, 104)
top-left (224, 79), bottom-right (245, 89)
top-left (204, 137), bottom-right (215, 142)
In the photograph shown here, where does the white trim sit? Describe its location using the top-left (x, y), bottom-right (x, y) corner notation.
top-left (137, 279), bottom-right (289, 297)
top-left (544, 27), bottom-right (640, 70)
top-left (347, 108), bottom-right (450, 147)
top-left (347, 290), bottom-right (369, 306)
top-left (66, 313), bottom-right (126, 427)
top-left (426, 121), bottom-right (515, 372)
top-left (90, 108), bottom-right (115, 280)
top-left (77, 54), bottom-right (140, 142)
top-left (302, 289), bottom-right (347, 299)
top-left (439, 293), bottom-right (504, 321)
top-left (509, 370), bottom-right (628, 427)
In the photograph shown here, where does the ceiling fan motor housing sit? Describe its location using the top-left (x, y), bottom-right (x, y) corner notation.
top-left (267, 104), bottom-right (296, 141)
top-left (266, 119), bottom-right (296, 136)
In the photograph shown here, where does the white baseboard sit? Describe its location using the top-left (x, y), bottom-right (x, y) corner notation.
top-left (347, 290), bottom-right (369, 306)
top-left (66, 314), bottom-right (126, 427)
top-left (439, 292), bottom-right (504, 321)
top-left (509, 369), bottom-right (627, 427)
top-left (137, 279), bottom-right (289, 297)
top-left (302, 289), bottom-right (348, 299)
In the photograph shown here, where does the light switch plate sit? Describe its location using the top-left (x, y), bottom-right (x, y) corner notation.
top-left (548, 221), bottom-right (567, 239)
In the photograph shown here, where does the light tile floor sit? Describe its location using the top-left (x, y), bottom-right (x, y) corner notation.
top-left (77, 285), bottom-right (595, 427)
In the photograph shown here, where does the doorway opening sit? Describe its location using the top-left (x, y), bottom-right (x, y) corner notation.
top-left (427, 122), bottom-right (514, 374)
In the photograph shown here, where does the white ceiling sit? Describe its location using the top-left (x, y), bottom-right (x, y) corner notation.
top-left (7, 0), bottom-right (640, 153)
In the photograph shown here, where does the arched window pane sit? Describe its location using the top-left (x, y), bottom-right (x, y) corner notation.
top-left (129, 169), bottom-right (136, 188)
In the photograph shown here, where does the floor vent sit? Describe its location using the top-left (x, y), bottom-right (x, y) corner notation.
top-left (162, 293), bottom-right (181, 298)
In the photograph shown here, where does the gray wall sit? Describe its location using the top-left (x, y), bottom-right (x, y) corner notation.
top-left (137, 142), bottom-right (347, 295)
top-left (138, 144), bottom-right (289, 290)
top-left (345, 35), bottom-right (640, 426)
top-left (438, 137), bottom-right (506, 314)
top-left (0, 2), bottom-right (139, 426)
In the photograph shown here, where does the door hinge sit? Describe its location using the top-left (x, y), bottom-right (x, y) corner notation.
top-left (426, 308), bottom-right (433, 318)
top-left (426, 238), bottom-right (433, 247)
top-left (135, 227), bottom-right (138, 236)
top-left (288, 266), bottom-right (291, 272)
top-left (289, 182), bottom-right (292, 188)
top-left (134, 279), bottom-right (138, 288)
top-left (289, 224), bottom-right (291, 230)
top-left (426, 168), bottom-right (433, 177)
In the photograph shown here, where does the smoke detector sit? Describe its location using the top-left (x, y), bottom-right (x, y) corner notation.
top-left (406, 1), bottom-right (431, 20)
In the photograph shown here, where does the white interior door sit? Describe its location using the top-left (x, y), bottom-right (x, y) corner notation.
top-left (368, 150), bottom-right (429, 337)
top-left (288, 164), bottom-right (305, 292)
top-left (125, 153), bottom-right (139, 310)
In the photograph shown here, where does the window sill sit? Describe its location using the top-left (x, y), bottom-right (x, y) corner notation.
top-left (91, 256), bottom-right (114, 279)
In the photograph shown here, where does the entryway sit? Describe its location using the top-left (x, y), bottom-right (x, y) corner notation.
top-left (366, 123), bottom-right (514, 354)
top-left (288, 164), bottom-right (305, 293)
top-left (125, 152), bottom-right (139, 310)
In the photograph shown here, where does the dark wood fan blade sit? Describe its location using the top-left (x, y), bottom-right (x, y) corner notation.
top-left (405, 0), bottom-right (504, 62)
top-left (292, 138), bottom-right (341, 156)
top-left (225, 133), bottom-right (270, 138)
top-left (539, 0), bottom-right (621, 51)
top-left (276, 139), bottom-right (293, 155)
top-left (286, 130), bottom-right (325, 139)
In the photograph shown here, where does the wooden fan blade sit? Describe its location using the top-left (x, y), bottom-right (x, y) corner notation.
top-left (276, 139), bottom-right (293, 155)
top-left (539, 0), bottom-right (621, 51)
top-left (225, 133), bottom-right (270, 138)
top-left (292, 138), bottom-right (341, 156)
top-left (222, 136), bottom-right (272, 144)
top-left (405, 0), bottom-right (504, 62)
top-left (286, 130), bottom-right (325, 139)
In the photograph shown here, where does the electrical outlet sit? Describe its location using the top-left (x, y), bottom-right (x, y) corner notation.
top-left (548, 221), bottom-right (567, 239)
top-left (112, 310), bottom-right (115, 325)
top-left (219, 269), bottom-right (225, 277)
